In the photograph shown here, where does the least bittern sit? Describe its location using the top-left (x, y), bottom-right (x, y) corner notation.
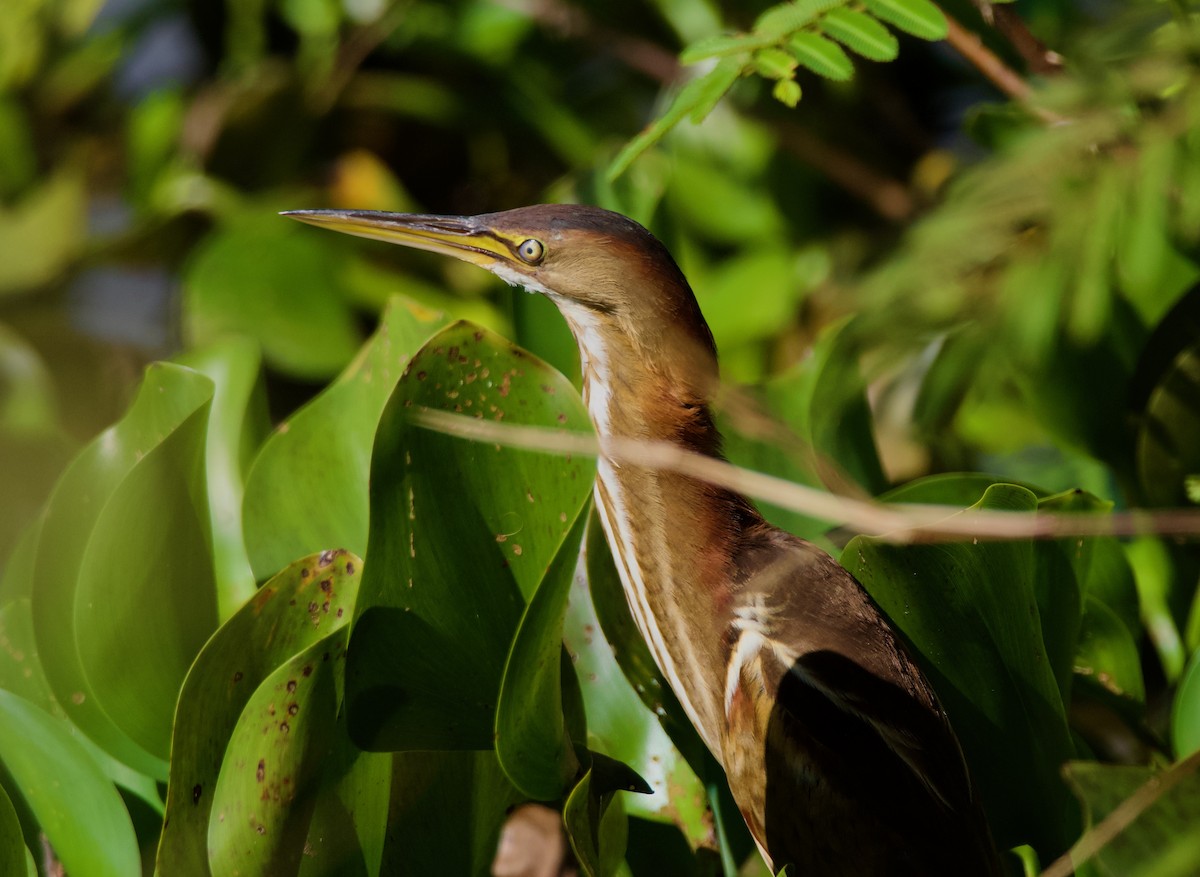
top-left (284, 205), bottom-right (1003, 875)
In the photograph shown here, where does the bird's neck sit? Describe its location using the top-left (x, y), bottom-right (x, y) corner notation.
top-left (556, 300), bottom-right (757, 755)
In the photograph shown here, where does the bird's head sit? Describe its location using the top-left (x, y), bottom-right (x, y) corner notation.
top-left (282, 204), bottom-right (717, 373)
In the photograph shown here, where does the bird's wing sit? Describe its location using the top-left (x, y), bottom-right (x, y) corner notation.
top-left (721, 530), bottom-right (1001, 874)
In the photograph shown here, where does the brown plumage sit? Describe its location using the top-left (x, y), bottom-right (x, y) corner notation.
top-left (285, 204), bottom-right (1004, 875)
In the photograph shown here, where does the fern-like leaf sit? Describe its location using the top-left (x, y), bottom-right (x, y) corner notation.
top-left (755, 0), bottom-right (846, 37)
top-left (863, 0), bottom-right (948, 41)
top-left (607, 58), bottom-right (743, 180)
top-left (788, 31), bottom-right (854, 81)
top-left (820, 8), bottom-right (899, 62)
top-left (680, 33), bottom-right (776, 64)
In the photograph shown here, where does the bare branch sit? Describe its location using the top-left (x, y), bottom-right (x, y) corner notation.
top-left (411, 409), bottom-right (1200, 543)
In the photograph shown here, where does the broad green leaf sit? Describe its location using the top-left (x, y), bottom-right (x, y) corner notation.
top-left (820, 8), bottom-right (899, 61)
top-left (177, 338), bottom-right (269, 618)
top-left (697, 248), bottom-right (799, 349)
top-left (296, 718), bottom-right (391, 877)
top-left (787, 32), bottom-right (854, 81)
top-left (243, 297), bottom-right (449, 580)
top-left (569, 511), bottom-right (708, 846)
top-left (722, 317), bottom-right (885, 541)
top-left (607, 59), bottom-right (743, 181)
top-left (1135, 337), bottom-right (1200, 509)
top-left (157, 549), bottom-right (361, 875)
top-left (32, 362), bottom-right (215, 778)
top-left (208, 637), bottom-right (341, 877)
top-left (1173, 651), bottom-right (1200, 758)
top-left (378, 750), bottom-right (521, 876)
top-left (0, 599), bottom-right (161, 813)
top-left (0, 168), bottom-right (86, 293)
top-left (754, 0), bottom-right (843, 36)
top-left (1063, 759), bottom-right (1200, 877)
top-left (1075, 596), bottom-right (1145, 702)
top-left (842, 484), bottom-right (1077, 857)
top-left (495, 506), bottom-right (589, 800)
top-left (863, 0), bottom-right (947, 41)
top-left (183, 216), bottom-right (362, 380)
top-left (881, 472), bottom-right (1047, 506)
top-left (0, 690), bottom-right (140, 877)
top-left (564, 756), bottom-right (645, 877)
top-left (346, 322), bottom-right (594, 751)
top-left (0, 781), bottom-right (29, 877)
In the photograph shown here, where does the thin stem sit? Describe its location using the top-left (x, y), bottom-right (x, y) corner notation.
top-left (943, 11), bottom-right (1031, 102)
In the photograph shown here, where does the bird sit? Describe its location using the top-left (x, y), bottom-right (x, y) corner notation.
top-left (283, 204), bottom-right (1003, 876)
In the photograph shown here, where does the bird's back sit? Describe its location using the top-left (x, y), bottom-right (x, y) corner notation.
top-left (719, 523), bottom-right (1003, 875)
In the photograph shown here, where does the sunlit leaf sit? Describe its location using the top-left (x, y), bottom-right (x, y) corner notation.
top-left (0, 168), bottom-right (86, 293)
top-left (177, 338), bottom-right (269, 618)
top-left (1063, 759), bottom-right (1200, 877)
top-left (0, 690), bottom-right (140, 877)
top-left (787, 32), bottom-right (854, 81)
top-left (183, 216), bottom-right (363, 380)
top-left (495, 506), bottom-right (588, 800)
top-left (346, 323), bottom-right (594, 751)
top-left (33, 362), bottom-right (216, 778)
top-left (863, 0), bottom-right (947, 41)
top-left (208, 638), bottom-right (341, 876)
top-left (754, 0), bottom-right (844, 37)
top-left (820, 8), bottom-right (899, 61)
top-left (842, 483), bottom-right (1077, 856)
top-left (0, 773), bottom-right (30, 877)
top-left (157, 549), bottom-right (361, 876)
top-left (607, 59), bottom-right (743, 181)
top-left (243, 297), bottom-right (448, 580)
top-left (1173, 652), bottom-right (1200, 759)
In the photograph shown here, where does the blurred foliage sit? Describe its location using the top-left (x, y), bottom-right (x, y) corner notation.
top-left (1, 0), bottom-right (1200, 874)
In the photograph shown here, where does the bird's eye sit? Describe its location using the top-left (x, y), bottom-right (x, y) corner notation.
top-left (517, 239), bottom-right (545, 264)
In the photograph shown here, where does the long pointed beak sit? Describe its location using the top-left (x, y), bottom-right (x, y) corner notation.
top-left (281, 209), bottom-right (518, 269)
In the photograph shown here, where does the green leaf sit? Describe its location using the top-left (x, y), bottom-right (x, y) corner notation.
top-left (679, 34), bottom-right (775, 65)
top-left (0, 782), bottom-right (29, 877)
top-left (1173, 651), bottom-right (1200, 759)
top-left (346, 323), bottom-right (594, 751)
top-left (842, 483), bottom-right (1077, 857)
top-left (33, 362), bottom-right (216, 777)
top-left (567, 511), bottom-right (708, 845)
top-left (753, 47), bottom-right (797, 80)
top-left (0, 690), bottom-right (140, 877)
top-left (607, 59), bottom-right (742, 181)
top-left (1063, 759), bottom-right (1200, 877)
top-left (156, 549), bottom-right (361, 875)
top-left (0, 168), bottom-right (86, 294)
top-left (754, 0), bottom-right (844, 37)
top-left (564, 755), bottom-right (645, 877)
top-left (862, 0), bottom-right (947, 41)
top-left (379, 750), bottom-right (521, 876)
top-left (772, 78), bottom-right (802, 107)
top-left (183, 216), bottom-right (363, 380)
top-left (787, 31), bottom-right (854, 81)
top-left (1076, 596), bottom-right (1145, 702)
top-left (176, 338), bottom-right (269, 618)
top-left (495, 506), bottom-right (589, 800)
top-left (0, 599), bottom-right (162, 813)
top-left (243, 297), bottom-right (449, 580)
top-left (208, 637), bottom-right (341, 876)
top-left (722, 317), bottom-right (885, 540)
top-left (295, 717), bottom-right (390, 877)
top-left (820, 8), bottom-right (899, 61)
